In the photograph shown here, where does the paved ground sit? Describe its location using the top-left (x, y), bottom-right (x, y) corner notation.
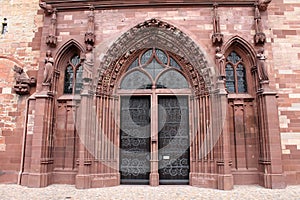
top-left (0, 184), bottom-right (300, 200)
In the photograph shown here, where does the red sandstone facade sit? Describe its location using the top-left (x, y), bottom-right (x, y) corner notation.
top-left (0, 0), bottom-right (299, 189)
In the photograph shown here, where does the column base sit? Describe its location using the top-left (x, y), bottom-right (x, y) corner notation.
top-left (150, 173), bottom-right (159, 186)
top-left (75, 174), bottom-right (91, 189)
top-left (189, 173), bottom-right (218, 189)
top-left (218, 174), bottom-right (233, 190)
top-left (91, 173), bottom-right (119, 188)
top-left (26, 172), bottom-right (52, 187)
top-left (259, 173), bottom-right (286, 189)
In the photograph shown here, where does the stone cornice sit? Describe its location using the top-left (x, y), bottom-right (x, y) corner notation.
top-left (42, 0), bottom-right (269, 11)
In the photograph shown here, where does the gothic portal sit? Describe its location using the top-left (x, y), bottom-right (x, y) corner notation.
top-left (15, 2), bottom-right (286, 190)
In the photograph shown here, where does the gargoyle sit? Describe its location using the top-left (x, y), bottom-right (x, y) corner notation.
top-left (39, 2), bottom-right (54, 15)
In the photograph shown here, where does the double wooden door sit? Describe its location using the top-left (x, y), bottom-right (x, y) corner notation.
top-left (120, 95), bottom-right (189, 184)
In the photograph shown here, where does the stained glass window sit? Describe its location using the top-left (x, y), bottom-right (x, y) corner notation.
top-left (225, 64), bottom-right (235, 93)
top-left (225, 51), bottom-right (247, 93)
top-left (236, 64), bottom-right (247, 93)
top-left (64, 54), bottom-right (83, 94)
top-left (64, 66), bottom-right (73, 94)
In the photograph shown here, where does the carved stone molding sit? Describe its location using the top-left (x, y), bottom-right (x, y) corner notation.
top-left (42, 1), bottom-right (262, 10)
top-left (96, 18), bottom-right (214, 95)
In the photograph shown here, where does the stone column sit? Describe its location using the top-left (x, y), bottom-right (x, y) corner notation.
top-left (257, 82), bottom-right (286, 189)
top-left (26, 86), bottom-right (54, 187)
top-left (215, 80), bottom-right (233, 190)
top-left (75, 82), bottom-right (93, 189)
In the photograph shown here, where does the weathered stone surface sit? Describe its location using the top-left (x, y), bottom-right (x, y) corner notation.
top-left (0, 0), bottom-right (300, 188)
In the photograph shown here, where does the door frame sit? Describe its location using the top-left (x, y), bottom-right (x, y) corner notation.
top-left (117, 88), bottom-right (192, 185)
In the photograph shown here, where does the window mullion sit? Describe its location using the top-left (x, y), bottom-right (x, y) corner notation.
top-left (72, 65), bottom-right (76, 95)
top-left (234, 64), bottom-right (238, 93)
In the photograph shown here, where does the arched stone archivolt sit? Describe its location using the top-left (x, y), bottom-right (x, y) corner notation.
top-left (95, 18), bottom-right (215, 95)
top-left (223, 35), bottom-right (256, 66)
top-left (54, 39), bottom-right (85, 71)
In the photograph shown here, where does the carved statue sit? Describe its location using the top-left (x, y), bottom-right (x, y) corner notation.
top-left (87, 7), bottom-right (95, 34)
top-left (254, 4), bottom-right (266, 45)
top-left (258, 0), bottom-right (272, 11)
top-left (212, 3), bottom-right (223, 45)
top-left (215, 47), bottom-right (225, 79)
top-left (39, 2), bottom-right (54, 15)
top-left (85, 6), bottom-right (95, 45)
top-left (46, 9), bottom-right (58, 47)
top-left (43, 50), bottom-right (54, 84)
top-left (82, 44), bottom-right (94, 81)
top-left (13, 65), bottom-right (29, 84)
top-left (213, 3), bottom-right (221, 34)
top-left (254, 5), bottom-right (263, 33)
top-left (256, 47), bottom-right (269, 81)
top-left (13, 65), bottom-right (36, 95)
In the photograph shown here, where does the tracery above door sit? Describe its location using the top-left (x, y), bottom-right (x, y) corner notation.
top-left (120, 48), bottom-right (189, 90)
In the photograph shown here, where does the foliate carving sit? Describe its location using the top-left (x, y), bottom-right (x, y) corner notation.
top-left (84, 6), bottom-right (95, 45)
top-left (43, 50), bottom-right (54, 85)
top-left (256, 47), bottom-right (269, 81)
top-left (254, 4), bottom-right (266, 45)
top-left (258, 0), bottom-right (272, 11)
top-left (212, 3), bottom-right (223, 46)
top-left (13, 65), bottom-right (36, 95)
top-left (46, 9), bottom-right (58, 47)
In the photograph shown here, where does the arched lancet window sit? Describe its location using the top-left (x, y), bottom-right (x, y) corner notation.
top-left (64, 55), bottom-right (83, 94)
top-left (120, 48), bottom-right (189, 90)
top-left (225, 51), bottom-right (247, 93)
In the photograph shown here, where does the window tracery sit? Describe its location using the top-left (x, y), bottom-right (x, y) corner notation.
top-left (225, 51), bottom-right (247, 93)
top-left (120, 48), bottom-right (189, 90)
top-left (64, 54), bottom-right (83, 94)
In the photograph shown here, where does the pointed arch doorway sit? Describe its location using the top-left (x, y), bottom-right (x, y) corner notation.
top-left (118, 48), bottom-right (191, 185)
top-left (92, 18), bottom-right (222, 188)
